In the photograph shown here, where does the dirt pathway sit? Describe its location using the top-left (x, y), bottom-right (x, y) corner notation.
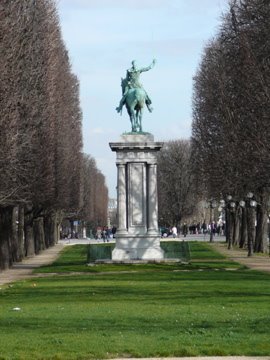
top-left (211, 242), bottom-right (270, 273)
top-left (0, 243), bottom-right (64, 286)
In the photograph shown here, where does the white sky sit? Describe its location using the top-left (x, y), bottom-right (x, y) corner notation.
top-left (58, 0), bottom-right (229, 198)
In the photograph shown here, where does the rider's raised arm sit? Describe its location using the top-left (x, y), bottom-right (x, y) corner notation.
top-left (139, 59), bottom-right (156, 73)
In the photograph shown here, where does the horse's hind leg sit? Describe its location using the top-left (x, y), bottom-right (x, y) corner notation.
top-left (138, 109), bottom-right (143, 132)
top-left (137, 114), bottom-right (141, 132)
top-left (134, 111), bottom-right (138, 132)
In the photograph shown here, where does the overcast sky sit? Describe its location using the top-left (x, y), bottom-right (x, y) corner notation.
top-left (58, 0), bottom-right (229, 198)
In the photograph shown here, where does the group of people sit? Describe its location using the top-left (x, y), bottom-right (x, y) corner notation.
top-left (95, 226), bottom-right (117, 242)
top-left (95, 219), bottom-right (227, 241)
top-left (184, 220), bottom-right (226, 236)
top-left (160, 220), bottom-right (226, 238)
top-left (208, 221), bottom-right (226, 236)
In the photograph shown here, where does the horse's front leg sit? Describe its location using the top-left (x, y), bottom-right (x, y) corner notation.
top-left (131, 112), bottom-right (136, 132)
top-left (134, 111), bottom-right (138, 132)
top-left (127, 107), bottom-right (135, 132)
top-left (131, 119), bottom-right (136, 132)
top-left (135, 108), bottom-right (141, 132)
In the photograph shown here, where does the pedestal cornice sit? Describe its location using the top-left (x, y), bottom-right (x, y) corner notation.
top-left (109, 142), bottom-right (163, 152)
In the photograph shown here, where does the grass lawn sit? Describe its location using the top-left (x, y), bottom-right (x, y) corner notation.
top-left (0, 242), bottom-right (269, 359)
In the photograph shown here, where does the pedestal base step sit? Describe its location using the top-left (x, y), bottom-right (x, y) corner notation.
top-left (112, 246), bottom-right (164, 261)
top-left (89, 259), bottom-right (182, 265)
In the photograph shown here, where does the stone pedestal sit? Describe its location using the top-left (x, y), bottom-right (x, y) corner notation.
top-left (109, 133), bottom-right (164, 260)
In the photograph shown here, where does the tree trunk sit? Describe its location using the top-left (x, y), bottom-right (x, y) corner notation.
top-left (225, 208), bottom-right (229, 244)
top-left (247, 206), bottom-right (256, 257)
top-left (55, 211), bottom-right (62, 244)
top-left (255, 189), bottom-right (269, 253)
top-left (70, 219), bottom-right (74, 239)
top-left (33, 217), bottom-right (45, 254)
top-left (239, 206), bottom-right (247, 248)
top-left (268, 218), bottom-right (270, 254)
top-left (233, 206), bottom-right (240, 246)
top-left (24, 206), bottom-right (35, 257)
top-left (0, 206), bottom-right (13, 270)
top-left (10, 207), bottom-right (19, 262)
top-left (44, 212), bottom-right (58, 247)
top-left (17, 205), bottom-right (25, 259)
top-left (227, 209), bottom-right (234, 249)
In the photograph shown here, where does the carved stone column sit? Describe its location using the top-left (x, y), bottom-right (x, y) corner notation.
top-left (116, 164), bottom-right (127, 235)
top-left (147, 163), bottom-right (159, 235)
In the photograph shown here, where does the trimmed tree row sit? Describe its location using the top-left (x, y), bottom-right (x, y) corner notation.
top-left (0, 0), bottom-right (108, 269)
top-left (192, 0), bottom-right (270, 253)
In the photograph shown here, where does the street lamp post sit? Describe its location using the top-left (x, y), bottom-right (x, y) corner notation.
top-left (246, 192), bottom-right (257, 257)
top-left (220, 195), bottom-right (236, 249)
top-left (268, 213), bottom-right (270, 257)
top-left (238, 200), bottom-right (246, 249)
top-left (267, 198), bottom-right (270, 257)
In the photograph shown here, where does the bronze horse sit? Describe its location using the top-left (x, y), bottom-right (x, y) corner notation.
top-left (124, 86), bottom-right (146, 132)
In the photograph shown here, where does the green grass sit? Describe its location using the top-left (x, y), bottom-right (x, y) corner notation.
top-left (87, 241), bottom-right (191, 264)
top-left (161, 240), bottom-right (190, 261)
top-left (189, 241), bottom-right (226, 259)
top-left (34, 241), bottom-right (241, 274)
top-left (33, 244), bottom-right (90, 273)
top-left (0, 242), bottom-right (269, 359)
top-left (87, 243), bottom-right (114, 262)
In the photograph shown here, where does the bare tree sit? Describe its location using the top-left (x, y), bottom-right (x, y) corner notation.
top-left (79, 155), bottom-right (108, 234)
top-left (192, 0), bottom-right (270, 253)
top-left (0, 0), bottom-right (84, 268)
top-left (157, 140), bottom-right (197, 227)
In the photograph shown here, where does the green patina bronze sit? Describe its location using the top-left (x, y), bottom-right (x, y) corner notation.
top-left (116, 59), bottom-right (156, 132)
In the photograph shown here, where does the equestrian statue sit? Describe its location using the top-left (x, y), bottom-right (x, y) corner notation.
top-left (116, 59), bottom-right (156, 132)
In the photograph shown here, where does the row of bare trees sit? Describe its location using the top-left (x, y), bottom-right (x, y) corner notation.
top-left (191, 0), bottom-right (270, 253)
top-left (0, 0), bottom-right (108, 269)
top-left (79, 155), bottom-right (108, 235)
top-left (157, 140), bottom-right (198, 227)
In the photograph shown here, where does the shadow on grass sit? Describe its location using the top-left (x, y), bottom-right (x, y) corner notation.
top-left (5, 267), bottom-right (270, 308)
